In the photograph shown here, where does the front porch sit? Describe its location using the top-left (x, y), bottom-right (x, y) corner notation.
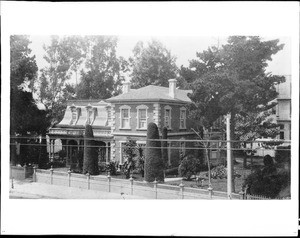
top-left (47, 127), bottom-right (113, 168)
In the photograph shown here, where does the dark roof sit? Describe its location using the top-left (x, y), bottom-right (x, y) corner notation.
top-left (106, 85), bottom-right (192, 103)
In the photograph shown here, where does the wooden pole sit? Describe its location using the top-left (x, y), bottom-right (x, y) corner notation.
top-left (226, 113), bottom-right (232, 199)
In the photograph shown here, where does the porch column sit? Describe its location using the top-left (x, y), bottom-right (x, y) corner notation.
top-left (52, 139), bottom-right (55, 159)
top-left (48, 139), bottom-right (52, 160)
top-left (106, 142), bottom-right (109, 163)
top-left (66, 139), bottom-right (69, 160)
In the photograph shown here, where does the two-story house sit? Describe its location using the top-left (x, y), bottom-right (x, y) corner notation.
top-left (48, 79), bottom-right (198, 167)
top-left (275, 75), bottom-right (291, 142)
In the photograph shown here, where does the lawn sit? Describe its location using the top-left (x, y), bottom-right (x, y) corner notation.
top-left (164, 156), bottom-right (265, 193)
top-left (51, 156), bottom-right (266, 193)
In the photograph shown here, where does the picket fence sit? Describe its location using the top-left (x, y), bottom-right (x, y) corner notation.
top-left (11, 166), bottom-right (288, 200)
top-left (32, 167), bottom-right (234, 200)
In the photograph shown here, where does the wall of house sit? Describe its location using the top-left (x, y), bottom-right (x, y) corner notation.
top-left (276, 75), bottom-right (291, 141)
top-left (111, 101), bottom-right (199, 166)
top-left (113, 103), bottom-right (155, 133)
top-left (159, 103), bottom-right (194, 133)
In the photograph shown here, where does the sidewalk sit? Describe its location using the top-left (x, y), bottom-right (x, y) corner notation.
top-left (9, 179), bottom-right (146, 199)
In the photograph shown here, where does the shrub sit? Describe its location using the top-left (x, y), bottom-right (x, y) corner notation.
top-left (105, 161), bottom-right (117, 175)
top-left (178, 155), bottom-right (201, 180)
top-left (98, 162), bottom-right (107, 173)
top-left (144, 122), bottom-right (164, 182)
top-left (58, 149), bottom-right (67, 159)
top-left (243, 160), bottom-right (290, 199)
top-left (275, 145), bottom-right (291, 164)
top-left (209, 164), bottom-right (241, 179)
top-left (82, 125), bottom-right (99, 175)
top-left (122, 139), bottom-right (138, 178)
top-left (161, 127), bottom-right (168, 168)
top-left (165, 167), bottom-right (178, 176)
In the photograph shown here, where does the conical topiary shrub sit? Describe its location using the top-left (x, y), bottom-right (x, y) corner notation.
top-left (82, 124), bottom-right (99, 175)
top-left (144, 122), bottom-right (164, 182)
top-left (161, 126), bottom-right (168, 169)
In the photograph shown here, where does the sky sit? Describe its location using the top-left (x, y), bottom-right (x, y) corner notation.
top-left (29, 35), bottom-right (291, 85)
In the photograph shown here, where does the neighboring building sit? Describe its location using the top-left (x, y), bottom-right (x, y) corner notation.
top-left (48, 79), bottom-right (198, 168)
top-left (275, 75), bottom-right (291, 141)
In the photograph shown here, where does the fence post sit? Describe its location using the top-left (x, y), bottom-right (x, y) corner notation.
top-left (239, 189), bottom-right (245, 200)
top-left (153, 178), bottom-right (158, 199)
top-left (24, 164), bottom-right (27, 179)
top-left (208, 184), bottom-right (213, 199)
top-left (107, 172), bottom-right (111, 192)
top-left (67, 168), bottom-right (71, 187)
top-left (244, 185), bottom-right (249, 200)
top-left (33, 166), bottom-right (36, 182)
top-left (50, 166), bottom-right (54, 185)
top-left (86, 173), bottom-right (90, 190)
top-left (179, 179), bottom-right (184, 199)
top-left (129, 174), bottom-right (134, 195)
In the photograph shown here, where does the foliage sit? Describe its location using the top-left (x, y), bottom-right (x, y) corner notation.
top-left (178, 155), bottom-right (201, 180)
top-left (145, 123), bottom-right (164, 182)
top-left (275, 145), bottom-right (291, 164)
top-left (235, 111), bottom-right (280, 141)
top-left (82, 125), bottom-right (99, 175)
top-left (98, 162), bottom-right (107, 173)
top-left (71, 150), bottom-right (84, 173)
top-left (209, 164), bottom-right (241, 179)
top-left (10, 35), bottom-right (49, 136)
top-left (161, 127), bottom-right (168, 168)
top-left (136, 144), bottom-right (145, 177)
top-left (58, 149), bottom-right (67, 159)
top-left (129, 39), bottom-right (178, 88)
top-left (243, 155), bottom-right (290, 198)
top-left (10, 35), bottom-right (50, 167)
top-left (105, 161), bottom-right (118, 176)
top-left (182, 36), bottom-right (285, 141)
top-left (76, 36), bottom-right (129, 99)
top-left (165, 167), bottom-right (179, 177)
top-left (122, 139), bottom-right (138, 179)
top-left (36, 36), bottom-right (82, 126)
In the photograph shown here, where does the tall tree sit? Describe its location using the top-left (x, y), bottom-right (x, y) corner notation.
top-left (129, 39), bottom-right (178, 88)
top-left (10, 35), bottom-right (49, 165)
top-left (182, 36), bottom-right (285, 192)
top-left (36, 35), bottom-right (85, 125)
top-left (76, 36), bottom-right (129, 99)
top-left (182, 36), bottom-right (285, 140)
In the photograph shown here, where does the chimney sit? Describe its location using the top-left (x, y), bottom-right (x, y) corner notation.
top-left (122, 81), bottom-right (131, 94)
top-left (168, 79), bottom-right (177, 98)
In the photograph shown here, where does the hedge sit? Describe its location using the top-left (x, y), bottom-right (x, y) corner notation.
top-left (82, 124), bottom-right (99, 175)
top-left (144, 122), bottom-right (164, 182)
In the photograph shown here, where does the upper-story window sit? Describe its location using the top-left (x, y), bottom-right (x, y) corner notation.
top-left (164, 105), bottom-right (172, 129)
top-left (120, 105), bottom-right (131, 129)
top-left (86, 108), bottom-right (93, 125)
top-left (180, 107), bottom-right (187, 129)
top-left (137, 105), bottom-right (148, 130)
top-left (70, 106), bottom-right (78, 125)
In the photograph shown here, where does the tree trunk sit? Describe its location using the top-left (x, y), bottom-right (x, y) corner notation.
top-left (243, 142), bottom-right (247, 169)
top-left (38, 135), bottom-right (48, 169)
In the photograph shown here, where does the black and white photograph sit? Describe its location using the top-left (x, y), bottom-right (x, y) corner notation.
top-left (1, 1), bottom-right (299, 236)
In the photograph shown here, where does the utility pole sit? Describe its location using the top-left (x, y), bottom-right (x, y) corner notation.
top-left (226, 113), bottom-right (232, 199)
